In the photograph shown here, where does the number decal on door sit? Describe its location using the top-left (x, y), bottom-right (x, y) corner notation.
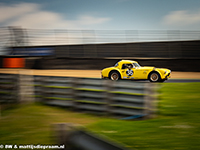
top-left (126, 69), bottom-right (133, 76)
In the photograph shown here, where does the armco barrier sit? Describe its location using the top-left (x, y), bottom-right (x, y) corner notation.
top-left (54, 123), bottom-right (131, 150)
top-left (18, 72), bottom-right (35, 103)
top-left (34, 75), bottom-right (157, 118)
top-left (0, 73), bottom-right (157, 118)
top-left (109, 81), bottom-right (147, 117)
top-left (0, 72), bottom-right (34, 105)
top-left (73, 78), bottom-right (107, 113)
top-left (0, 73), bottom-right (18, 104)
top-left (34, 76), bottom-right (74, 107)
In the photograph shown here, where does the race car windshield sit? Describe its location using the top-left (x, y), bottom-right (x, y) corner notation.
top-left (133, 63), bottom-right (141, 68)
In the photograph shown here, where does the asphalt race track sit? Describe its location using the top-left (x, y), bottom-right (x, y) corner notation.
top-left (166, 79), bottom-right (200, 83)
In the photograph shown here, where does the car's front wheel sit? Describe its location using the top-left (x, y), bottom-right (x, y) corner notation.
top-left (148, 72), bottom-right (161, 82)
top-left (109, 71), bottom-right (121, 81)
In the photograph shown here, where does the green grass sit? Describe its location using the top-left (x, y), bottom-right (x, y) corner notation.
top-left (0, 104), bottom-right (101, 145)
top-left (88, 83), bottom-right (200, 150)
top-left (0, 83), bottom-right (200, 150)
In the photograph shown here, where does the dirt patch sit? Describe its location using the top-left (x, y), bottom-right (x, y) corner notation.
top-left (0, 69), bottom-right (200, 79)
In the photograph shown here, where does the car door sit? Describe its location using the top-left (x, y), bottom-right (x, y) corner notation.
top-left (121, 63), bottom-right (136, 79)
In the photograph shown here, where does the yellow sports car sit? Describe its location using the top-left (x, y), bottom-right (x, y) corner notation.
top-left (101, 60), bottom-right (171, 82)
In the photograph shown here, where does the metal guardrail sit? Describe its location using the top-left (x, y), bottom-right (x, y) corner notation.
top-left (34, 75), bottom-right (157, 118)
top-left (0, 73), bottom-right (18, 104)
top-left (2, 27), bottom-right (200, 58)
top-left (54, 123), bottom-right (131, 150)
top-left (0, 73), bottom-right (157, 118)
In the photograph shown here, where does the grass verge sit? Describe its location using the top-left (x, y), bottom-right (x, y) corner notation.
top-left (0, 83), bottom-right (200, 150)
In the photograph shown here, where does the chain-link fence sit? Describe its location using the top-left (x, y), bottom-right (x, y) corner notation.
top-left (1, 27), bottom-right (200, 47)
top-left (1, 27), bottom-right (200, 58)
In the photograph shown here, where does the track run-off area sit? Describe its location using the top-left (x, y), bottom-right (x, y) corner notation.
top-left (0, 69), bottom-right (200, 82)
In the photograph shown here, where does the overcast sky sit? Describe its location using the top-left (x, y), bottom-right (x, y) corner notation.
top-left (1, 0), bottom-right (200, 30)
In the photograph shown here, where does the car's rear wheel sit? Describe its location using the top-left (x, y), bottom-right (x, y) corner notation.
top-left (148, 72), bottom-right (161, 82)
top-left (109, 71), bottom-right (121, 81)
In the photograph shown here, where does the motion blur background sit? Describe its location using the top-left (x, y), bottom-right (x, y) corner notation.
top-left (1, 1), bottom-right (200, 149)
top-left (0, 0), bottom-right (200, 71)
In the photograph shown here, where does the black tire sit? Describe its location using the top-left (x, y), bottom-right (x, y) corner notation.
top-left (148, 72), bottom-right (161, 82)
top-left (109, 71), bottom-right (121, 81)
top-left (160, 79), bottom-right (166, 82)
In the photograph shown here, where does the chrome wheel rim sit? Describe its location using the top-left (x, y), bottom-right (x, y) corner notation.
top-left (150, 73), bottom-right (159, 81)
top-left (111, 73), bottom-right (119, 80)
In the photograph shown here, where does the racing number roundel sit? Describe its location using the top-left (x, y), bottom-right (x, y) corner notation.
top-left (126, 69), bottom-right (133, 76)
